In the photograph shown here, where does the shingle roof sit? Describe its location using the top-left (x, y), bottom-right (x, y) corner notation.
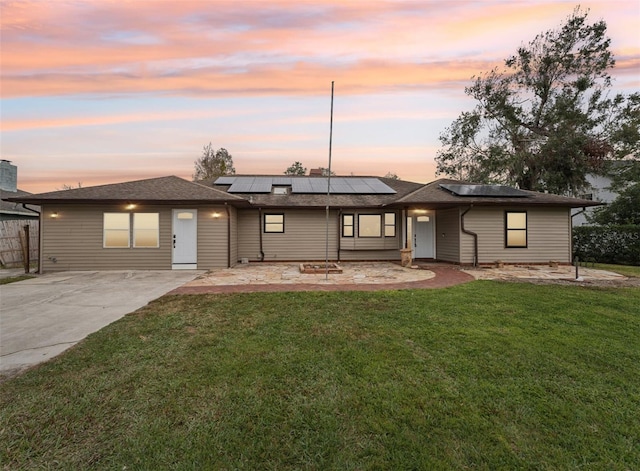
top-left (6, 176), bottom-right (245, 204)
top-left (390, 178), bottom-right (601, 208)
top-left (1, 189), bottom-right (40, 216)
top-left (6, 174), bottom-right (601, 209)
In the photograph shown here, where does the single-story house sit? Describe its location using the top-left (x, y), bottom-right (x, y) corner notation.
top-left (8, 174), bottom-right (599, 272)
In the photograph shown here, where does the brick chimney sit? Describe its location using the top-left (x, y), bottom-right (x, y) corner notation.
top-left (0, 160), bottom-right (18, 192)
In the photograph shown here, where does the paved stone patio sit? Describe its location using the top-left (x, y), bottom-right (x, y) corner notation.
top-left (462, 264), bottom-right (627, 282)
top-left (171, 261), bottom-right (630, 295)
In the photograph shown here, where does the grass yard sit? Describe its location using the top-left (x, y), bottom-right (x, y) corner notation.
top-left (591, 263), bottom-right (640, 278)
top-left (1, 282), bottom-right (639, 470)
top-left (0, 275), bottom-right (35, 285)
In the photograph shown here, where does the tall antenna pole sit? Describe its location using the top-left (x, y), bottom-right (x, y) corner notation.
top-left (325, 81), bottom-right (334, 281)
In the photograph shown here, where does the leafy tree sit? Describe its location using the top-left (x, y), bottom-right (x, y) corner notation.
top-left (284, 161), bottom-right (306, 175)
top-left (590, 183), bottom-right (640, 225)
top-left (384, 172), bottom-right (400, 180)
top-left (59, 182), bottom-right (82, 190)
top-left (193, 144), bottom-right (235, 181)
top-left (436, 7), bottom-right (639, 194)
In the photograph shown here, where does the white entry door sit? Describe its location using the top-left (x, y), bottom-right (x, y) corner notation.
top-left (413, 215), bottom-right (434, 258)
top-left (172, 209), bottom-right (197, 269)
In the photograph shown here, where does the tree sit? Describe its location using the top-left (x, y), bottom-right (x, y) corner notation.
top-left (193, 144), bottom-right (235, 181)
top-left (284, 161), bottom-right (306, 175)
top-left (384, 172), bottom-right (400, 180)
top-left (58, 182), bottom-right (82, 190)
top-left (436, 7), bottom-right (639, 195)
top-left (590, 183), bottom-right (640, 225)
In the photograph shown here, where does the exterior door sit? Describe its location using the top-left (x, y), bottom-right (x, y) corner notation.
top-left (413, 215), bottom-right (434, 258)
top-left (172, 209), bottom-right (197, 269)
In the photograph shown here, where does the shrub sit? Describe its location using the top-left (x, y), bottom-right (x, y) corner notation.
top-left (573, 224), bottom-right (640, 265)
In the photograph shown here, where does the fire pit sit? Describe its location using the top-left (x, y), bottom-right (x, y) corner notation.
top-left (299, 263), bottom-right (343, 274)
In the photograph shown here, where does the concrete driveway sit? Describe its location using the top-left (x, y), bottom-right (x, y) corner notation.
top-left (1, 270), bottom-right (201, 376)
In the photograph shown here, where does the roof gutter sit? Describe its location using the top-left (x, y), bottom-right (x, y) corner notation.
top-left (258, 207), bottom-right (265, 262)
top-left (460, 205), bottom-right (478, 267)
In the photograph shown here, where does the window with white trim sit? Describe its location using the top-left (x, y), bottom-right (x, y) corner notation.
top-left (104, 212), bottom-right (160, 248)
top-left (104, 213), bottom-right (131, 248)
top-left (133, 213), bottom-right (159, 247)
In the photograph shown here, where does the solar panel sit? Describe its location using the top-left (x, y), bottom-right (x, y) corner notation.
top-left (439, 183), bottom-right (529, 197)
top-left (215, 176), bottom-right (237, 185)
top-left (249, 177), bottom-right (273, 192)
top-left (271, 177), bottom-right (293, 185)
top-left (292, 179), bottom-right (313, 193)
top-left (224, 176), bottom-right (397, 194)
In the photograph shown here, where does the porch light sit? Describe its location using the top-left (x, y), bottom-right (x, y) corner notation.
top-left (51, 212), bottom-right (58, 218)
top-left (126, 203), bottom-right (136, 210)
top-left (212, 212), bottom-right (221, 218)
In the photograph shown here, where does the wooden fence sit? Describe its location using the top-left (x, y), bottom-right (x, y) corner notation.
top-left (0, 219), bottom-right (39, 268)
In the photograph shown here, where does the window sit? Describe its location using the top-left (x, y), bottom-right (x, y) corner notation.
top-left (133, 213), bottom-right (159, 247)
top-left (358, 214), bottom-right (381, 237)
top-left (384, 212), bottom-right (396, 237)
top-left (104, 212), bottom-right (160, 248)
top-left (104, 213), bottom-right (130, 248)
top-left (264, 214), bottom-right (284, 233)
top-left (505, 211), bottom-right (527, 248)
top-left (342, 214), bottom-right (354, 237)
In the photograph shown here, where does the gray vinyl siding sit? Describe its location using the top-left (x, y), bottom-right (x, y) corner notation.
top-left (197, 207), bottom-right (231, 269)
top-left (435, 208), bottom-right (460, 263)
top-left (41, 204), bottom-right (172, 271)
top-left (339, 249), bottom-right (401, 261)
top-left (228, 206), bottom-right (238, 267)
top-left (238, 209), bottom-right (340, 262)
top-left (40, 204), bottom-right (230, 271)
top-left (461, 207), bottom-right (572, 264)
top-left (237, 210), bottom-right (262, 261)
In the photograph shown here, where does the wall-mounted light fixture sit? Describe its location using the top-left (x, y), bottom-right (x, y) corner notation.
top-left (126, 203), bottom-right (136, 210)
top-left (212, 212), bottom-right (221, 219)
top-left (51, 212), bottom-right (58, 218)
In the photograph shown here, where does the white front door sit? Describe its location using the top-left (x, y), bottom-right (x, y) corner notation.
top-left (413, 215), bottom-right (434, 258)
top-left (172, 209), bottom-right (197, 269)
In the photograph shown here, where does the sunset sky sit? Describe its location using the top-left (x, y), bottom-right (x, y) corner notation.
top-left (1, 0), bottom-right (638, 193)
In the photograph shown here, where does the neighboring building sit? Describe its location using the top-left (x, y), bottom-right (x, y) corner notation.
top-left (0, 160), bottom-right (40, 221)
top-left (8, 174), bottom-right (599, 272)
top-left (572, 173), bottom-right (618, 226)
top-left (0, 160), bottom-right (40, 267)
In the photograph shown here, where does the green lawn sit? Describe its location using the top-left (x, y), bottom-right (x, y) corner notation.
top-left (591, 263), bottom-right (640, 278)
top-left (2, 282), bottom-right (639, 470)
top-left (0, 274), bottom-right (35, 285)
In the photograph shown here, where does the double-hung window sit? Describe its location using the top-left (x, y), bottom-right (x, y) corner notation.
top-left (384, 213), bottom-right (396, 237)
top-left (505, 211), bottom-right (527, 248)
top-left (342, 214), bottom-right (354, 237)
top-left (104, 213), bottom-right (131, 248)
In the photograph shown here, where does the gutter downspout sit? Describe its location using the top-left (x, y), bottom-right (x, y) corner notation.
top-left (258, 207), bottom-right (265, 261)
top-left (22, 203), bottom-right (41, 274)
top-left (337, 208), bottom-right (342, 262)
top-left (460, 206), bottom-right (478, 267)
top-left (225, 203), bottom-right (231, 268)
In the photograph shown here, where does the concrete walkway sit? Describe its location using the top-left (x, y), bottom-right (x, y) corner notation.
top-left (1, 270), bottom-right (201, 376)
